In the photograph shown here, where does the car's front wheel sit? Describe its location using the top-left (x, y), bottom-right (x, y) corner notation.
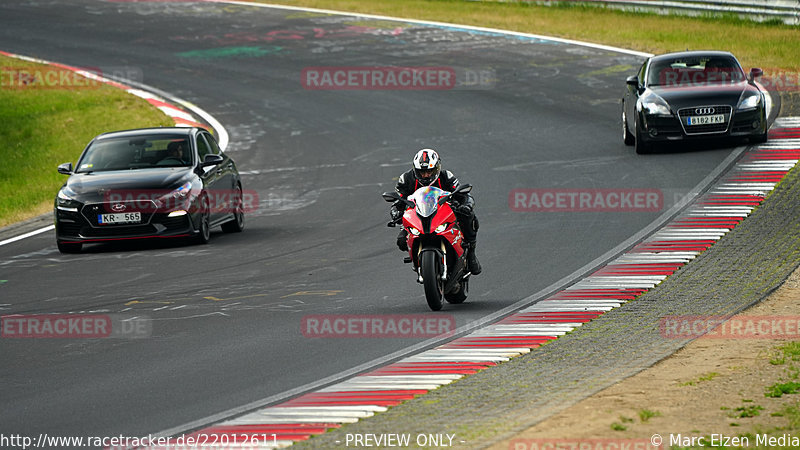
top-left (194, 195), bottom-right (211, 245)
top-left (634, 115), bottom-right (652, 155)
top-left (622, 104), bottom-right (635, 146)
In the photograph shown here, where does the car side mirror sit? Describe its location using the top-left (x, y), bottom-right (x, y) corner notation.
top-left (57, 162), bottom-right (73, 175)
top-left (201, 154), bottom-right (224, 167)
top-left (749, 67), bottom-right (763, 82)
top-left (626, 75), bottom-right (639, 87)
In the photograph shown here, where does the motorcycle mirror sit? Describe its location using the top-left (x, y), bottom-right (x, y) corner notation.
top-left (382, 192), bottom-right (400, 203)
top-left (456, 184), bottom-right (472, 194)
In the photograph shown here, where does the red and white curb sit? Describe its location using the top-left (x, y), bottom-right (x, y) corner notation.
top-left (157, 120), bottom-right (799, 449)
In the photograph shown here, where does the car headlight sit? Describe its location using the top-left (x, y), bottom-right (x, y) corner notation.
top-left (56, 187), bottom-right (80, 210)
top-left (434, 223), bottom-right (449, 233)
top-left (408, 226), bottom-right (421, 236)
top-left (155, 182), bottom-right (192, 209)
top-left (640, 96), bottom-right (672, 115)
top-left (737, 92), bottom-right (762, 111)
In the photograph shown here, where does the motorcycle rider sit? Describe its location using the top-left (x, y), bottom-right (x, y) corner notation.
top-left (390, 148), bottom-right (481, 275)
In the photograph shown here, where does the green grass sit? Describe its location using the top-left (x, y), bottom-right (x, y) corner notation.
top-left (0, 55), bottom-right (173, 227)
top-left (638, 408), bottom-right (662, 422)
top-left (254, 0), bottom-right (800, 72)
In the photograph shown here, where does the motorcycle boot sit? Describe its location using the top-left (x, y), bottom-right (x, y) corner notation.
top-left (464, 241), bottom-right (482, 275)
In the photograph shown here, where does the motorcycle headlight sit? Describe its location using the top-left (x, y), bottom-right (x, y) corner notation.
top-left (434, 223), bottom-right (449, 233)
top-left (408, 226), bottom-right (421, 236)
top-left (737, 92), bottom-right (762, 111)
top-left (641, 96), bottom-right (672, 115)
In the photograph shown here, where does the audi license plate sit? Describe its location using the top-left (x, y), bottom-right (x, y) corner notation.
top-left (98, 212), bottom-right (141, 225)
top-left (687, 114), bottom-right (725, 126)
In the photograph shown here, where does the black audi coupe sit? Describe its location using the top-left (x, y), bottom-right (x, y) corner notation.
top-left (54, 127), bottom-right (244, 253)
top-left (622, 50), bottom-right (768, 154)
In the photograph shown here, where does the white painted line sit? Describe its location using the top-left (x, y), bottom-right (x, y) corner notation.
top-left (224, 415), bottom-right (360, 425)
top-left (354, 375), bottom-right (464, 382)
top-left (521, 306), bottom-right (616, 312)
top-left (0, 225), bottom-right (54, 247)
top-left (405, 355), bottom-right (510, 362)
top-left (317, 383), bottom-right (442, 392)
top-left (265, 406), bottom-right (387, 412)
top-left (157, 106), bottom-right (197, 122)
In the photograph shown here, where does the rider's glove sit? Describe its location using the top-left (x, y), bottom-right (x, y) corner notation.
top-left (390, 206), bottom-right (403, 222)
top-left (454, 203), bottom-right (473, 217)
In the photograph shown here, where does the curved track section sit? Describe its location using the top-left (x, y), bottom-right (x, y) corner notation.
top-left (0, 0), bottom-right (746, 440)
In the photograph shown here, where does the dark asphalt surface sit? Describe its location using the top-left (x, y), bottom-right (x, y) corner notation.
top-left (0, 0), bottom-right (741, 441)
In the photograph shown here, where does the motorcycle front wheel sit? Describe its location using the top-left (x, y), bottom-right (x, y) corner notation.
top-left (421, 251), bottom-right (444, 311)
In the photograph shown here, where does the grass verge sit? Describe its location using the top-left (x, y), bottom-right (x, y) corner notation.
top-left (0, 55), bottom-right (173, 228)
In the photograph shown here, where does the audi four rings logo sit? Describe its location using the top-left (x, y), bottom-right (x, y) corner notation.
top-left (695, 107), bottom-right (716, 115)
top-left (111, 203), bottom-right (126, 212)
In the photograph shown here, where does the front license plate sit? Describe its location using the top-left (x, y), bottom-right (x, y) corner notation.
top-left (687, 114), bottom-right (725, 126)
top-left (98, 212), bottom-right (141, 225)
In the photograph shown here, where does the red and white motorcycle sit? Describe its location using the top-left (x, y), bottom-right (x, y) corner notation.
top-left (383, 184), bottom-right (473, 311)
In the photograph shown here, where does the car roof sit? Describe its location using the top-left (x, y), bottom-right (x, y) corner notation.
top-left (649, 50), bottom-right (738, 63)
top-left (94, 127), bottom-right (204, 141)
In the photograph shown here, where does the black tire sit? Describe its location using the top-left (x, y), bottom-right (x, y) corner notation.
top-left (194, 196), bottom-right (211, 245)
top-left (221, 185), bottom-right (245, 233)
top-left (622, 104), bottom-right (635, 146)
top-left (421, 251), bottom-right (443, 311)
top-left (751, 131), bottom-right (768, 144)
top-left (445, 278), bottom-right (468, 304)
top-left (57, 241), bottom-right (82, 254)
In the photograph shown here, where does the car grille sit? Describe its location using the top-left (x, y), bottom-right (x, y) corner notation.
top-left (80, 201), bottom-right (155, 227)
top-left (84, 224), bottom-right (159, 237)
top-left (678, 105), bottom-right (732, 135)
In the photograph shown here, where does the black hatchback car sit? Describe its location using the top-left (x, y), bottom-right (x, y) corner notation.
top-left (54, 127), bottom-right (244, 253)
top-left (622, 50), bottom-right (768, 154)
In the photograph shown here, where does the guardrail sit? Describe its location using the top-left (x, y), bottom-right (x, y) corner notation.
top-left (492, 1), bottom-right (800, 25)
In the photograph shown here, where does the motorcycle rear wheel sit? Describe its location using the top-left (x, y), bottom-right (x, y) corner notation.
top-left (421, 251), bottom-right (443, 311)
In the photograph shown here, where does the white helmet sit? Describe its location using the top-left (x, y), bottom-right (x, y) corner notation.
top-left (412, 148), bottom-right (441, 186)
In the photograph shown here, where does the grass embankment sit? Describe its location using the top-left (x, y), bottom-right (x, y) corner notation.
top-left (0, 55), bottom-right (172, 228)
top-left (256, 0), bottom-right (800, 73)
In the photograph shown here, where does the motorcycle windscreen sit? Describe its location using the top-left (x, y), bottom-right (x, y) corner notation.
top-left (410, 186), bottom-right (447, 217)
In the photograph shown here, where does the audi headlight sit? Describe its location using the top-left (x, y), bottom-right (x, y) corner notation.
top-left (737, 92), bottom-right (762, 111)
top-left (408, 226), bottom-right (421, 236)
top-left (640, 96), bottom-right (672, 116)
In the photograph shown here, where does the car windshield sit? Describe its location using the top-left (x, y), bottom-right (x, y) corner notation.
top-left (409, 186), bottom-right (447, 218)
top-left (75, 134), bottom-right (192, 173)
top-left (647, 55), bottom-right (745, 87)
